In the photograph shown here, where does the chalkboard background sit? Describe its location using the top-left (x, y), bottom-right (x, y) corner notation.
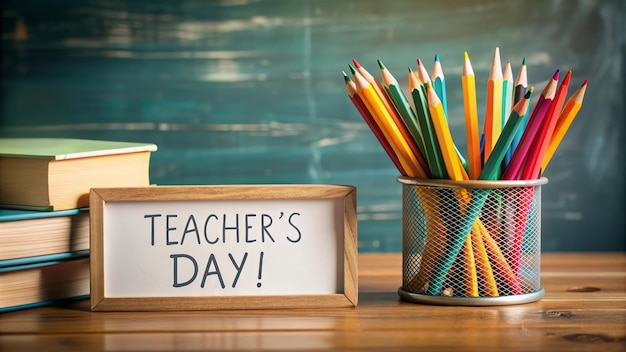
top-left (2, 0), bottom-right (624, 252)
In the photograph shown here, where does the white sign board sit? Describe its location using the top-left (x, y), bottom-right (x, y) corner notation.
top-left (90, 185), bottom-right (357, 311)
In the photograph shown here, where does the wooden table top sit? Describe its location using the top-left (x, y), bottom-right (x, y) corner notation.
top-left (1, 252), bottom-right (625, 351)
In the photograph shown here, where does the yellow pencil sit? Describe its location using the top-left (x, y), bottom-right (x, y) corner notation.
top-left (426, 83), bottom-right (464, 181)
top-left (470, 223), bottom-right (498, 296)
top-left (461, 233), bottom-right (479, 297)
top-left (483, 47), bottom-right (503, 161)
top-left (352, 69), bottom-right (427, 178)
top-left (352, 59), bottom-right (400, 125)
top-left (541, 79), bottom-right (588, 171)
top-left (461, 51), bottom-right (481, 179)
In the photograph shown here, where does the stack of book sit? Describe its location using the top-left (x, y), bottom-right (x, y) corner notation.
top-left (0, 138), bottom-right (157, 312)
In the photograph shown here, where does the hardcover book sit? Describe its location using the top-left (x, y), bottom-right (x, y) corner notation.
top-left (0, 138), bottom-right (157, 210)
top-left (0, 254), bottom-right (90, 312)
top-left (0, 208), bottom-right (89, 264)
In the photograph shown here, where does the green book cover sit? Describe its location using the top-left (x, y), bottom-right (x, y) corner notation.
top-left (0, 138), bottom-right (157, 160)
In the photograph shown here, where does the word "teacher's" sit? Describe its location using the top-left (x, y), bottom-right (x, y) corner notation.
top-left (144, 212), bottom-right (303, 246)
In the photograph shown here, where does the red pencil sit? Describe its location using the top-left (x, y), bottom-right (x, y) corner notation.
top-left (501, 70), bottom-right (559, 180)
top-left (521, 70), bottom-right (571, 179)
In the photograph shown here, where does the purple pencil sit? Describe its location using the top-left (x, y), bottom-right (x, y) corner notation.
top-left (501, 70), bottom-right (559, 180)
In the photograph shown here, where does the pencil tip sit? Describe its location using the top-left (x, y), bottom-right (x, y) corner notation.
top-left (352, 58), bottom-right (361, 68)
top-left (377, 59), bottom-right (385, 69)
top-left (408, 66), bottom-right (413, 73)
top-left (552, 70), bottom-right (560, 80)
top-left (434, 54), bottom-right (440, 62)
top-left (464, 51), bottom-right (469, 60)
top-left (522, 57), bottom-right (526, 65)
top-left (417, 58), bottom-right (423, 66)
top-left (562, 70), bottom-right (572, 84)
top-left (582, 79), bottom-right (588, 86)
top-left (527, 86), bottom-right (534, 95)
top-left (348, 64), bottom-right (357, 74)
top-left (342, 71), bottom-right (351, 82)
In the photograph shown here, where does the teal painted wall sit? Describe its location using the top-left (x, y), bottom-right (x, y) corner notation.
top-left (2, 0), bottom-right (624, 252)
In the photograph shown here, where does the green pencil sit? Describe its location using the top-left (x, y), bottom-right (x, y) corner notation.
top-left (502, 62), bottom-right (514, 129)
top-left (480, 88), bottom-right (533, 180)
top-left (409, 67), bottom-right (447, 179)
top-left (432, 54), bottom-right (448, 119)
top-left (378, 60), bottom-right (427, 162)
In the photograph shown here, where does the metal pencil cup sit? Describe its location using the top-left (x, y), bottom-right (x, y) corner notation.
top-left (397, 176), bottom-right (549, 306)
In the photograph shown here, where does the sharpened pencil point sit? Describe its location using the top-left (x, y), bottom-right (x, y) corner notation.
top-left (342, 71), bottom-right (351, 82)
top-left (562, 70), bottom-right (572, 85)
top-left (522, 57), bottom-right (526, 65)
top-left (552, 70), bottom-right (560, 80)
top-left (464, 51), bottom-right (469, 60)
top-left (582, 79), bottom-right (588, 86)
top-left (352, 58), bottom-right (361, 69)
top-left (417, 58), bottom-right (423, 66)
top-left (526, 87), bottom-right (534, 96)
top-left (434, 54), bottom-right (440, 62)
top-left (377, 59), bottom-right (385, 70)
top-left (348, 64), bottom-right (357, 75)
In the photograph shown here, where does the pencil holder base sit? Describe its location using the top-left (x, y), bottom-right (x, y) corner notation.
top-left (398, 286), bottom-right (544, 306)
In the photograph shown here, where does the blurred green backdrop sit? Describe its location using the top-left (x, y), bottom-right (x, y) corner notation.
top-left (2, 0), bottom-right (624, 252)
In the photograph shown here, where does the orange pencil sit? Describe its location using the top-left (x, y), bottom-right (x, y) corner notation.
top-left (351, 68), bottom-right (427, 178)
top-left (343, 71), bottom-right (407, 176)
top-left (541, 79), bottom-right (588, 171)
top-left (482, 47), bottom-right (503, 162)
top-left (352, 60), bottom-right (430, 175)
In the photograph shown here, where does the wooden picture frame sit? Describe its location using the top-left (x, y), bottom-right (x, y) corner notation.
top-left (89, 185), bottom-right (357, 311)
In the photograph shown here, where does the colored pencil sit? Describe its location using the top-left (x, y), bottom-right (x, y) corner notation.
top-left (501, 70), bottom-right (559, 180)
top-left (482, 47), bottom-right (503, 162)
top-left (426, 83), bottom-right (464, 181)
top-left (351, 68), bottom-right (428, 178)
top-left (417, 56), bottom-right (469, 173)
top-left (409, 67), bottom-right (447, 179)
top-left (502, 62), bottom-right (514, 127)
top-left (460, 233), bottom-right (479, 297)
top-left (461, 51), bottom-right (481, 179)
top-left (506, 58), bottom-right (529, 165)
top-left (432, 54), bottom-right (448, 119)
top-left (478, 220), bottom-right (522, 295)
top-left (480, 89), bottom-right (533, 180)
top-left (416, 58), bottom-right (432, 89)
top-left (343, 71), bottom-right (407, 176)
top-left (541, 79), bottom-right (588, 171)
top-left (521, 70), bottom-right (571, 179)
top-left (470, 222), bottom-right (498, 296)
top-left (513, 58), bottom-right (528, 104)
top-left (352, 58), bottom-right (398, 117)
top-left (378, 59), bottom-right (427, 162)
top-left (350, 62), bottom-right (430, 177)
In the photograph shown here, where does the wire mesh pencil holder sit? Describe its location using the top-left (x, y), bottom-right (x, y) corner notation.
top-left (397, 176), bottom-right (549, 306)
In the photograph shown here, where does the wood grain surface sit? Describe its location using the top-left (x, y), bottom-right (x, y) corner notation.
top-left (1, 252), bottom-right (625, 351)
